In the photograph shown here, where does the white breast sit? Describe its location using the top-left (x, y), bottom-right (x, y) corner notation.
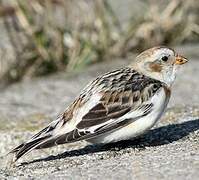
top-left (87, 88), bottom-right (168, 144)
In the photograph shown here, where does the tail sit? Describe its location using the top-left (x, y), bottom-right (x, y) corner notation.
top-left (8, 118), bottom-right (66, 164)
top-left (9, 135), bottom-right (52, 162)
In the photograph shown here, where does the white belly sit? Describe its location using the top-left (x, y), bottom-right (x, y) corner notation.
top-left (87, 88), bottom-right (168, 144)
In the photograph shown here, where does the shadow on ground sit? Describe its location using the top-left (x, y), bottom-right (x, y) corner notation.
top-left (21, 118), bottom-right (199, 166)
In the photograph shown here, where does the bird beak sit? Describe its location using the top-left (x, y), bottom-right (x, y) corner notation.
top-left (175, 54), bottom-right (188, 65)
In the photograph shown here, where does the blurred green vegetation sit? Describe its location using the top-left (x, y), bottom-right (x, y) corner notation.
top-left (0, 0), bottom-right (198, 83)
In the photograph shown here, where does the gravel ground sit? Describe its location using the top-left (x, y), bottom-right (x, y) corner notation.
top-left (0, 106), bottom-right (198, 180)
top-left (0, 45), bottom-right (198, 179)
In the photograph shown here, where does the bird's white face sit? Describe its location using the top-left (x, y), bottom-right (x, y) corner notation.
top-left (134, 47), bottom-right (188, 86)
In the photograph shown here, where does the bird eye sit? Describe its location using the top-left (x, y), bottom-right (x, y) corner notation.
top-left (161, 56), bottom-right (168, 62)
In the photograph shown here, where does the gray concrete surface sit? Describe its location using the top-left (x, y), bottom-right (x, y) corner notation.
top-left (0, 45), bottom-right (198, 179)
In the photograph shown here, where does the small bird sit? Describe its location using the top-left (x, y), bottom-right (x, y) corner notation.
top-left (8, 46), bottom-right (188, 163)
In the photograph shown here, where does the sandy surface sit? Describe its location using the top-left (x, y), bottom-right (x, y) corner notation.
top-left (0, 44), bottom-right (198, 179)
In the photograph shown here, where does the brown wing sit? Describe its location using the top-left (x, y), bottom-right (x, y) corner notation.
top-left (76, 79), bottom-right (161, 128)
top-left (38, 84), bottom-right (158, 148)
top-left (38, 69), bottom-right (164, 145)
top-left (77, 90), bottom-right (147, 129)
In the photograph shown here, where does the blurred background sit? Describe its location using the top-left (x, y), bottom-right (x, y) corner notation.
top-left (0, 1), bottom-right (199, 178)
top-left (0, 0), bottom-right (198, 85)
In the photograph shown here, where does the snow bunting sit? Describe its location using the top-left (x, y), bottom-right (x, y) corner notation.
top-left (9, 46), bottom-right (188, 163)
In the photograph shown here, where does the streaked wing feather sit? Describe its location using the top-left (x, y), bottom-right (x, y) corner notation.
top-left (50, 70), bottom-right (163, 144)
top-left (76, 90), bottom-right (131, 128)
top-left (40, 103), bottom-right (153, 146)
top-left (51, 94), bottom-right (157, 145)
top-left (35, 85), bottom-right (158, 148)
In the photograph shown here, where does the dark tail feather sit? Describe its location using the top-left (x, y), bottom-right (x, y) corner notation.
top-left (9, 143), bottom-right (25, 153)
top-left (2, 118), bottom-right (68, 167)
top-left (1, 135), bottom-right (53, 168)
top-left (10, 135), bottom-right (51, 162)
top-left (10, 128), bottom-right (84, 162)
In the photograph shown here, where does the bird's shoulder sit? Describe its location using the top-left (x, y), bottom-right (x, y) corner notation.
top-left (81, 67), bottom-right (162, 94)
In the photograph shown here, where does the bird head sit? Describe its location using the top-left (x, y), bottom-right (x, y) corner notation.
top-left (131, 46), bottom-right (188, 86)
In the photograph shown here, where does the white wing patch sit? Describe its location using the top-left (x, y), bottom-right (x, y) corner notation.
top-left (53, 93), bottom-right (102, 136)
